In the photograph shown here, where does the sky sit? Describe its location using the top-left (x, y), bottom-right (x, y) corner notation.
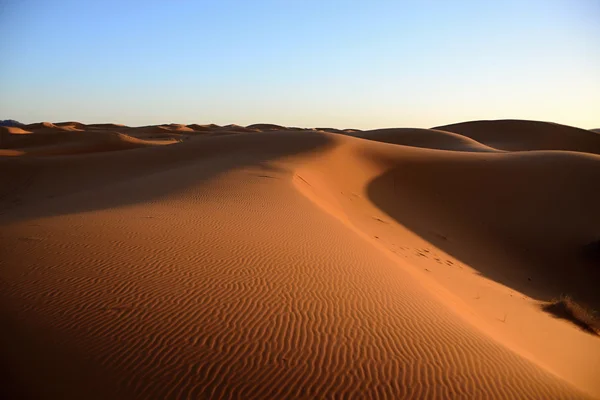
top-left (0, 0), bottom-right (599, 129)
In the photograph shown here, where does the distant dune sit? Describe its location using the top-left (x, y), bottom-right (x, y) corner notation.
top-left (54, 121), bottom-right (87, 130)
top-left (316, 127), bottom-right (345, 133)
top-left (246, 123), bottom-right (288, 131)
top-left (0, 123), bottom-right (176, 156)
top-left (162, 124), bottom-right (195, 132)
top-left (1, 120), bottom-right (599, 399)
top-left (26, 121), bottom-right (61, 130)
top-left (219, 124), bottom-right (261, 133)
top-left (353, 127), bottom-right (497, 152)
top-left (86, 123), bottom-right (130, 129)
top-left (1, 126), bottom-right (32, 135)
top-left (434, 119), bottom-right (600, 154)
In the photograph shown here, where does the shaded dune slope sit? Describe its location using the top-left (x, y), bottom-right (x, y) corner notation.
top-left (0, 130), bottom-right (331, 221)
top-left (365, 147), bottom-right (600, 307)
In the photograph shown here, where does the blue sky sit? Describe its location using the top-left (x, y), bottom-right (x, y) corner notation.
top-left (1, 0), bottom-right (599, 129)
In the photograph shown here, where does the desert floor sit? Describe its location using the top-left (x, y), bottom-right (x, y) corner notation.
top-left (1, 120), bottom-right (599, 399)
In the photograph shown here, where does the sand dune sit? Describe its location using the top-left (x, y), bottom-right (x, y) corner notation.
top-left (160, 124), bottom-right (195, 132)
top-left (25, 121), bottom-right (84, 132)
top-left (186, 124), bottom-right (217, 132)
top-left (294, 132), bottom-right (600, 394)
top-left (1, 129), bottom-right (82, 150)
top-left (219, 124), bottom-right (261, 133)
top-left (53, 122), bottom-right (86, 131)
top-left (26, 121), bottom-right (60, 130)
top-left (1, 126), bottom-right (32, 135)
top-left (188, 123), bottom-right (221, 130)
top-left (135, 125), bottom-right (175, 132)
top-left (434, 119), bottom-right (600, 154)
top-left (246, 123), bottom-right (288, 131)
top-left (54, 121), bottom-right (86, 128)
top-left (0, 128), bottom-right (176, 156)
top-left (1, 120), bottom-right (598, 399)
top-left (86, 123), bottom-right (130, 129)
top-left (316, 127), bottom-right (346, 133)
top-left (354, 127), bottom-right (498, 152)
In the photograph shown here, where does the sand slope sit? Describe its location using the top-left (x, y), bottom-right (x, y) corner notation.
top-left (0, 121), bottom-right (598, 399)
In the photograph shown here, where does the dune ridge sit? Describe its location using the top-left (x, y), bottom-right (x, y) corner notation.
top-left (0, 120), bottom-right (598, 399)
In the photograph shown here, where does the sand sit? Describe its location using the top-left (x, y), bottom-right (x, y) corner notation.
top-left (1, 120), bottom-right (599, 399)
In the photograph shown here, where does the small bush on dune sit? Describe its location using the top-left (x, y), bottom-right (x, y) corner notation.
top-left (542, 295), bottom-right (600, 335)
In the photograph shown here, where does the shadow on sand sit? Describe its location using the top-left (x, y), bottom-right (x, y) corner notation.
top-left (366, 155), bottom-right (600, 331)
top-left (0, 130), bottom-right (333, 225)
